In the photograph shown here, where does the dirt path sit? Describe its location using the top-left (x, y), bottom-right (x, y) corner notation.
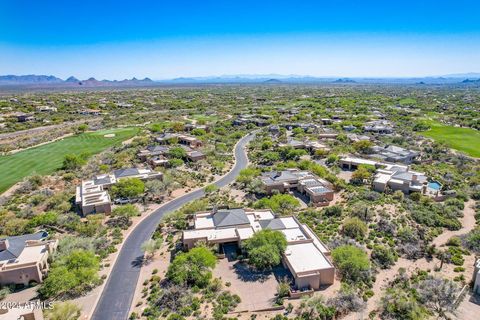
top-left (431, 199), bottom-right (476, 247)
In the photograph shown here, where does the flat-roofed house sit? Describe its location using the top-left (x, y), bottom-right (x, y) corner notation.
top-left (76, 167), bottom-right (162, 215)
top-left (0, 231), bottom-right (58, 286)
top-left (156, 133), bottom-right (203, 148)
top-left (36, 105), bottom-right (57, 112)
top-left (278, 139), bottom-right (329, 154)
top-left (184, 123), bottom-right (210, 132)
top-left (373, 164), bottom-right (427, 194)
top-left (17, 113), bottom-right (35, 122)
top-left (338, 156), bottom-right (378, 170)
top-left (261, 170), bottom-right (334, 206)
top-left (364, 120), bottom-right (393, 134)
top-left (371, 145), bottom-right (419, 164)
top-left (75, 179), bottom-right (112, 216)
top-left (137, 145), bottom-right (170, 161)
top-left (182, 208), bottom-right (335, 290)
top-left (186, 149), bottom-right (206, 162)
top-left (340, 156), bottom-right (428, 195)
top-left (113, 167), bottom-right (163, 181)
top-left (261, 170), bottom-right (304, 194)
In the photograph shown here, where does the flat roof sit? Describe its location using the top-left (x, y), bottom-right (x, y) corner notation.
top-left (284, 243), bottom-right (333, 275)
top-left (236, 227), bottom-right (255, 240)
top-left (279, 217), bottom-right (300, 229)
top-left (183, 228), bottom-right (238, 241)
top-left (281, 228), bottom-right (308, 242)
top-left (194, 215), bottom-right (215, 229)
top-left (302, 224), bottom-right (329, 254)
top-left (340, 156), bottom-right (378, 166)
top-left (307, 185), bottom-right (332, 194)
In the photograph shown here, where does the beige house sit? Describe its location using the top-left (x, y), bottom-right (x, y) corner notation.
top-left (156, 133), bottom-right (203, 148)
top-left (76, 167), bottom-right (163, 215)
top-left (75, 180), bottom-right (112, 216)
top-left (260, 170), bottom-right (334, 206)
top-left (373, 164), bottom-right (427, 194)
top-left (138, 145), bottom-right (206, 165)
top-left (339, 156), bottom-right (428, 194)
top-left (183, 208), bottom-right (335, 290)
top-left (0, 231), bottom-right (58, 286)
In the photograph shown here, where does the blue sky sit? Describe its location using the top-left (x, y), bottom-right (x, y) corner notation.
top-left (1, 0), bottom-right (480, 79)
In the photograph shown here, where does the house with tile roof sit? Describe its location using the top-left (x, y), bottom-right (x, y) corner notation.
top-left (182, 208), bottom-right (335, 290)
top-left (0, 231), bottom-right (58, 286)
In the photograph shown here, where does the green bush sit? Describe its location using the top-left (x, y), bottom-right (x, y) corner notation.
top-left (244, 229), bottom-right (287, 270)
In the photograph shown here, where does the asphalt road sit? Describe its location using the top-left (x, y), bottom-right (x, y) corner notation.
top-left (91, 132), bottom-right (255, 320)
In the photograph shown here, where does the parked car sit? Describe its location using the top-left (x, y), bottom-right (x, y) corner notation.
top-left (114, 197), bottom-right (132, 204)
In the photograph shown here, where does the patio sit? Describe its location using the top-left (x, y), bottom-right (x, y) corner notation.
top-left (213, 257), bottom-right (291, 312)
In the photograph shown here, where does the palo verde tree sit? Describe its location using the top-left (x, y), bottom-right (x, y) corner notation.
top-left (243, 229), bottom-right (287, 270)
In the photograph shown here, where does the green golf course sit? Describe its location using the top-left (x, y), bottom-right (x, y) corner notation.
top-left (419, 121), bottom-right (480, 158)
top-left (0, 127), bottom-right (139, 193)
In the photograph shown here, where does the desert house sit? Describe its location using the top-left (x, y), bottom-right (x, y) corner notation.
top-left (339, 156), bottom-right (429, 194)
top-left (0, 231), bottom-right (58, 286)
top-left (155, 133), bottom-right (203, 148)
top-left (260, 169), bottom-right (334, 206)
top-left (182, 208), bottom-right (335, 290)
top-left (76, 167), bottom-right (163, 215)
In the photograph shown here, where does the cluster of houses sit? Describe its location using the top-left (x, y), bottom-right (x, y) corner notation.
top-left (233, 114), bottom-right (270, 127)
top-left (75, 167), bottom-right (163, 215)
top-left (135, 132), bottom-right (207, 166)
top-left (260, 169), bottom-right (334, 206)
top-left (182, 208), bottom-right (335, 291)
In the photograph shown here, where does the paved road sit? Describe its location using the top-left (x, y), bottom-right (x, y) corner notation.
top-left (92, 132), bottom-right (255, 320)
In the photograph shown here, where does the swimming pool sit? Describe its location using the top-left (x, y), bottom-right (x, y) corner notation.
top-left (428, 181), bottom-right (442, 191)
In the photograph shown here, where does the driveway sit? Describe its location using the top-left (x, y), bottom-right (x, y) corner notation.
top-left (91, 132), bottom-right (256, 320)
top-left (213, 259), bottom-right (287, 312)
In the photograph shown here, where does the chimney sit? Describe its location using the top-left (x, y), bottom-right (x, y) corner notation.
top-left (0, 239), bottom-right (9, 251)
top-left (412, 174), bottom-right (417, 182)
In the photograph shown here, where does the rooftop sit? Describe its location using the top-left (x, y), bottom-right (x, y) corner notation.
top-left (212, 209), bottom-right (250, 228)
top-left (0, 231), bottom-right (48, 262)
top-left (284, 242), bottom-right (333, 275)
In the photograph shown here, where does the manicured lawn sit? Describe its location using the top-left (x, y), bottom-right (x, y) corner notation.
top-left (0, 128), bottom-right (139, 193)
top-left (419, 122), bottom-right (480, 158)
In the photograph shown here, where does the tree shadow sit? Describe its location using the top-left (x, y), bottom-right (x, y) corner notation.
top-left (233, 261), bottom-right (277, 283)
top-left (131, 255), bottom-right (147, 268)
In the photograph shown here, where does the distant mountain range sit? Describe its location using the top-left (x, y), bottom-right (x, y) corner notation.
top-left (0, 75), bottom-right (154, 87)
top-left (1, 73), bottom-right (479, 87)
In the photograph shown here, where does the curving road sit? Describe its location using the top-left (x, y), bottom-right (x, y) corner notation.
top-left (92, 132), bottom-right (255, 320)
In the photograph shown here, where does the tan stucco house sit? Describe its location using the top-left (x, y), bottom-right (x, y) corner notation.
top-left (182, 208), bottom-right (335, 290)
top-left (0, 231), bottom-right (58, 286)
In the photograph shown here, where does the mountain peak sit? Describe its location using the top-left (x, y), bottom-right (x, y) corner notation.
top-left (65, 76), bottom-right (79, 82)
